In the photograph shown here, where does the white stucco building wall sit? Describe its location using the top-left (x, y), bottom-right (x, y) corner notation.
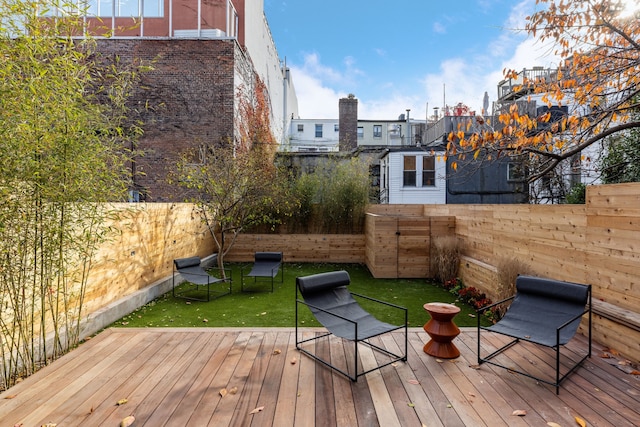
top-left (243, 0), bottom-right (298, 145)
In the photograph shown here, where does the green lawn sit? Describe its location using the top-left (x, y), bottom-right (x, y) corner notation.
top-left (112, 263), bottom-right (487, 329)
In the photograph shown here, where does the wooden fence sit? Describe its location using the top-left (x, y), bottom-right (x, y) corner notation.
top-left (6, 183), bottom-right (638, 364)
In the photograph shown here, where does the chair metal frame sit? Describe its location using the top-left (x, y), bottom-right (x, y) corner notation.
top-left (477, 275), bottom-right (591, 394)
top-left (241, 251), bottom-right (283, 292)
top-left (295, 271), bottom-right (408, 382)
top-left (172, 256), bottom-right (232, 302)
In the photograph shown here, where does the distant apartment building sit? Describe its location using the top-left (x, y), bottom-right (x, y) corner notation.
top-left (46, 0), bottom-right (298, 201)
top-left (284, 119), bottom-right (340, 152)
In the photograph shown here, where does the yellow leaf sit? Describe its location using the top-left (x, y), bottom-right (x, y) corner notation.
top-left (116, 398), bottom-right (128, 406)
top-left (547, 422), bottom-right (563, 427)
top-left (273, 349), bottom-right (282, 355)
top-left (229, 386), bottom-right (238, 394)
top-left (120, 415), bottom-right (135, 427)
top-left (575, 416), bottom-right (586, 427)
top-left (219, 388), bottom-right (228, 397)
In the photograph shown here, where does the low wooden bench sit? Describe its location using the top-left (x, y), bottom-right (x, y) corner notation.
top-left (592, 299), bottom-right (640, 333)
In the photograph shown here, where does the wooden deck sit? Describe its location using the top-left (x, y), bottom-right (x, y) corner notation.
top-left (1, 328), bottom-right (638, 426)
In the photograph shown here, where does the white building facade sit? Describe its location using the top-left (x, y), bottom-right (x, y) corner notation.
top-left (379, 149), bottom-right (447, 204)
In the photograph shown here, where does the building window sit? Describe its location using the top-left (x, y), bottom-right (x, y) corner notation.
top-left (373, 125), bottom-right (382, 138)
top-left (315, 124), bottom-right (323, 138)
top-left (403, 156), bottom-right (416, 187)
top-left (297, 124), bottom-right (304, 132)
top-left (334, 124), bottom-right (339, 132)
top-left (422, 156), bottom-right (436, 186)
top-left (507, 162), bottom-right (525, 181)
top-left (357, 127), bottom-right (364, 138)
top-left (85, 0), bottom-right (164, 17)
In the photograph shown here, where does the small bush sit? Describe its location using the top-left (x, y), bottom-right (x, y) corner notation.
top-left (432, 236), bottom-right (461, 284)
top-left (565, 182), bottom-right (586, 204)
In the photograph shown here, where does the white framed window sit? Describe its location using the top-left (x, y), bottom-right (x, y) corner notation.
top-left (297, 124), bottom-right (304, 132)
top-left (334, 124), bottom-right (339, 132)
top-left (357, 127), bottom-right (364, 138)
top-left (315, 124), bottom-right (323, 138)
top-left (373, 125), bottom-right (382, 138)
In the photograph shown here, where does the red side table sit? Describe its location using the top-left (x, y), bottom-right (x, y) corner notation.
top-left (423, 302), bottom-right (461, 359)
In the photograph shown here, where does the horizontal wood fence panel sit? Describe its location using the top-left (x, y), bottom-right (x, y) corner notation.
top-left (224, 234), bottom-right (366, 263)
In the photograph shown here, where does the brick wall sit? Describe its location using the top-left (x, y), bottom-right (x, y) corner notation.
top-left (339, 97), bottom-right (358, 151)
top-left (95, 39), bottom-right (251, 201)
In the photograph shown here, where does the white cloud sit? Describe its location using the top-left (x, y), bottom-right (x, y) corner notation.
top-left (420, 0), bottom-right (560, 115)
top-left (289, 64), bottom-right (345, 118)
top-left (433, 22), bottom-right (446, 34)
top-left (285, 0), bottom-right (562, 121)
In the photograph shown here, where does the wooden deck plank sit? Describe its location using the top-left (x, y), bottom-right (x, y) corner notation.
top-left (294, 331), bottom-right (317, 427)
top-left (408, 333), bottom-right (488, 427)
top-left (381, 333), bottom-right (445, 427)
top-left (0, 328), bottom-right (127, 424)
top-left (455, 330), bottom-right (542, 427)
top-left (99, 330), bottom-right (204, 426)
top-left (342, 335), bottom-right (380, 427)
top-left (144, 331), bottom-right (221, 426)
top-left (358, 343), bottom-right (402, 427)
top-left (63, 331), bottom-right (183, 425)
top-left (314, 334), bottom-right (337, 427)
top-left (405, 333), bottom-right (466, 427)
top-left (368, 336), bottom-right (420, 427)
top-left (21, 330), bottom-right (146, 426)
top-left (164, 331), bottom-right (231, 425)
top-left (328, 335), bottom-right (358, 427)
top-left (0, 328), bottom-right (637, 427)
top-left (250, 331), bottom-right (291, 427)
top-left (208, 331), bottom-right (265, 426)
top-left (271, 331), bottom-right (301, 427)
top-left (51, 330), bottom-right (166, 426)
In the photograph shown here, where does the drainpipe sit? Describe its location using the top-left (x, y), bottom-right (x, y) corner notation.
top-left (169, 0), bottom-right (172, 37)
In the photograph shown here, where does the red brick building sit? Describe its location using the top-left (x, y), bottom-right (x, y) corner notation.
top-left (69, 0), bottom-right (297, 201)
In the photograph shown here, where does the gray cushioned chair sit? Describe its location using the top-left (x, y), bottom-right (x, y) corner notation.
top-left (241, 251), bottom-right (283, 292)
top-left (173, 256), bottom-right (231, 302)
top-left (477, 275), bottom-right (591, 394)
top-left (296, 270), bottom-right (408, 381)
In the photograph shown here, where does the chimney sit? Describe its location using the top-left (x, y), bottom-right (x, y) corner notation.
top-left (339, 95), bottom-right (358, 151)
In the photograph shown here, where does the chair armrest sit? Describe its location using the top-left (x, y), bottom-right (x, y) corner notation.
top-left (556, 307), bottom-right (590, 333)
top-left (350, 292), bottom-right (408, 313)
top-left (476, 295), bottom-right (515, 314)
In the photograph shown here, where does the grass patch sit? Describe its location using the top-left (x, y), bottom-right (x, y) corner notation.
top-left (112, 263), bottom-right (488, 328)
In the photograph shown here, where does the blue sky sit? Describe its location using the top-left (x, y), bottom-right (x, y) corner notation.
top-left (264, 0), bottom-right (560, 120)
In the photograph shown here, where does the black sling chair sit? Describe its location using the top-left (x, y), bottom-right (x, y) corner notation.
top-left (296, 270), bottom-right (408, 381)
top-left (477, 275), bottom-right (591, 394)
